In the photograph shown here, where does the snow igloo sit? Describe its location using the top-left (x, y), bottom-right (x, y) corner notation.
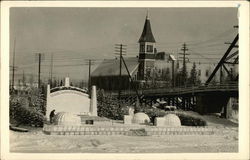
top-left (164, 114), bottom-right (181, 126)
top-left (132, 112), bottom-right (150, 124)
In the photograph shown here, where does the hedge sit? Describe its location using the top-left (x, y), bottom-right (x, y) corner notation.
top-left (10, 91), bottom-right (46, 127)
top-left (141, 108), bottom-right (207, 126)
top-left (10, 100), bottom-right (45, 127)
top-left (176, 112), bottom-right (207, 126)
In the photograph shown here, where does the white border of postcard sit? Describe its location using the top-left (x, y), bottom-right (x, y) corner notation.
top-left (1, 1), bottom-right (249, 160)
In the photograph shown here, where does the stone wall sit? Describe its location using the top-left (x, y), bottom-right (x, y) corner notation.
top-left (43, 124), bottom-right (215, 136)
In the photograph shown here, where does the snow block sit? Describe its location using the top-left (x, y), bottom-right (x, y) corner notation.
top-left (154, 117), bottom-right (165, 127)
top-left (124, 115), bottom-right (133, 124)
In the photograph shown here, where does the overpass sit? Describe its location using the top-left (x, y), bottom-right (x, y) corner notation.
top-left (115, 83), bottom-right (238, 98)
top-left (104, 82), bottom-right (238, 118)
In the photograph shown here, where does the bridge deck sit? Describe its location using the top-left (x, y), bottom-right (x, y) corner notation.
top-left (108, 83), bottom-right (238, 98)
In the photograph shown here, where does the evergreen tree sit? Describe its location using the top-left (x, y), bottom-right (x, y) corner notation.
top-left (162, 68), bottom-right (171, 82)
top-left (188, 62), bottom-right (200, 86)
top-left (53, 79), bottom-right (57, 88)
top-left (220, 67), bottom-right (226, 83)
top-left (176, 64), bottom-right (188, 87)
top-left (181, 64), bottom-right (188, 86)
top-left (29, 74), bottom-right (34, 85)
top-left (22, 71), bottom-right (26, 86)
top-left (175, 71), bottom-right (182, 87)
top-left (176, 61), bottom-right (179, 69)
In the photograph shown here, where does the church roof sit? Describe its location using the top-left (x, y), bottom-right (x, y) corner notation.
top-left (91, 57), bottom-right (139, 77)
top-left (138, 16), bottom-right (156, 43)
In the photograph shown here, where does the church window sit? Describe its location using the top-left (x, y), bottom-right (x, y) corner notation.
top-left (147, 45), bottom-right (153, 52)
top-left (140, 45), bottom-right (145, 52)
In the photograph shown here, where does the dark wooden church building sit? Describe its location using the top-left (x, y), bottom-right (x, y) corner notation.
top-left (91, 57), bottom-right (139, 91)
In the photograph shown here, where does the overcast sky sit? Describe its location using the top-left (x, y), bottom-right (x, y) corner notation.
top-left (10, 7), bottom-right (238, 82)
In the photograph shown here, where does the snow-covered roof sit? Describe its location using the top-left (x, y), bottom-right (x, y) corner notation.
top-left (169, 55), bottom-right (176, 61)
top-left (91, 57), bottom-right (139, 77)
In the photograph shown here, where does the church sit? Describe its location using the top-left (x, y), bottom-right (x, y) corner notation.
top-left (91, 14), bottom-right (176, 91)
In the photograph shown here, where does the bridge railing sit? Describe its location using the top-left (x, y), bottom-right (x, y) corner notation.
top-left (115, 82), bottom-right (238, 96)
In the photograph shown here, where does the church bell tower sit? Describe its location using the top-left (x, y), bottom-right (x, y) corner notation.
top-left (137, 14), bottom-right (156, 81)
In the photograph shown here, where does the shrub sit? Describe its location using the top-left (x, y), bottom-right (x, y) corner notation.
top-left (97, 102), bottom-right (129, 120)
top-left (141, 108), bottom-right (207, 126)
top-left (9, 87), bottom-right (46, 127)
top-left (176, 112), bottom-right (207, 126)
top-left (10, 99), bottom-right (45, 127)
top-left (141, 108), bottom-right (166, 123)
top-left (97, 90), bottom-right (132, 120)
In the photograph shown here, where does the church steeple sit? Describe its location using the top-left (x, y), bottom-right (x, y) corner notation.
top-left (137, 13), bottom-right (157, 81)
top-left (138, 15), bottom-right (156, 43)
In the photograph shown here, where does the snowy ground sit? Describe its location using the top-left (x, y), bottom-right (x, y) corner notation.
top-left (10, 114), bottom-right (238, 153)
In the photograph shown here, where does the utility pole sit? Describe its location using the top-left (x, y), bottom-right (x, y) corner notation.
top-left (88, 59), bottom-right (92, 93)
top-left (119, 44), bottom-right (122, 99)
top-left (180, 43), bottom-right (189, 69)
top-left (121, 55), bottom-right (140, 100)
top-left (38, 53), bottom-right (41, 90)
top-left (50, 53), bottom-right (53, 85)
top-left (11, 38), bottom-right (16, 91)
top-left (179, 43), bottom-right (189, 86)
top-left (35, 53), bottom-right (44, 90)
top-left (172, 59), bottom-right (175, 87)
top-left (85, 59), bottom-right (95, 94)
top-left (115, 44), bottom-right (126, 107)
top-left (35, 53), bottom-right (45, 90)
top-left (89, 59), bottom-right (91, 88)
top-left (22, 70), bottom-right (26, 86)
